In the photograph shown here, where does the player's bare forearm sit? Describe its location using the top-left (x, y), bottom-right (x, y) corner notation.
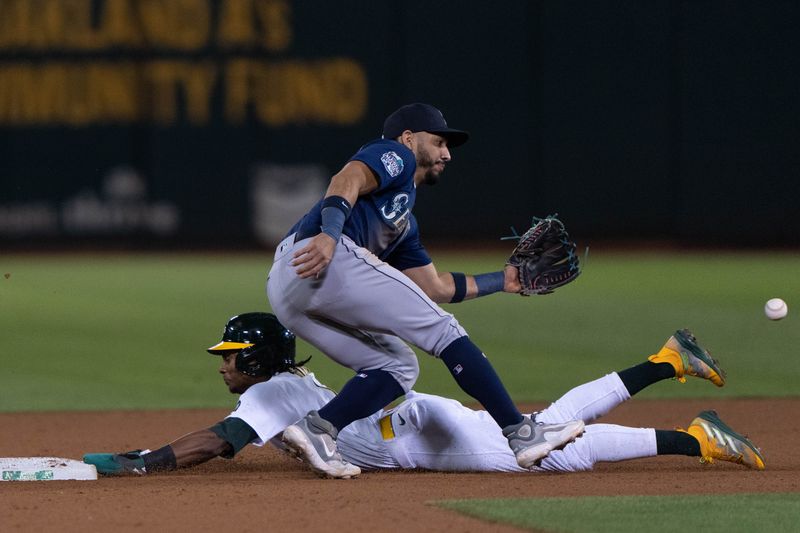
top-left (404, 264), bottom-right (522, 303)
top-left (403, 264), bottom-right (482, 303)
top-left (403, 264), bottom-right (456, 303)
top-left (433, 271), bottom-right (480, 303)
top-left (169, 428), bottom-right (233, 468)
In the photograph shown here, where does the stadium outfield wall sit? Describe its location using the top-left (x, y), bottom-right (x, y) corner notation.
top-left (1, 0), bottom-right (797, 249)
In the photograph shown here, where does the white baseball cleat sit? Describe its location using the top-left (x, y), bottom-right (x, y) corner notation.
top-left (503, 416), bottom-right (586, 469)
top-left (282, 411), bottom-right (361, 479)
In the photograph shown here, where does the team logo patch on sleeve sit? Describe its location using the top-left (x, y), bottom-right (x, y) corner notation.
top-left (380, 151), bottom-right (404, 177)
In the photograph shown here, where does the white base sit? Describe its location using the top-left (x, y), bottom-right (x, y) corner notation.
top-left (0, 457), bottom-right (97, 481)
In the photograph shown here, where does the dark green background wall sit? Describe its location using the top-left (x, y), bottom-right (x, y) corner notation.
top-left (2, 0), bottom-right (798, 248)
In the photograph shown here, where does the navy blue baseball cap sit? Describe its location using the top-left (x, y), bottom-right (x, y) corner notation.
top-left (382, 103), bottom-right (469, 147)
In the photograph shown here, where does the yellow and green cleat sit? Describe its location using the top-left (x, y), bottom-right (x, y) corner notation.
top-left (679, 410), bottom-right (765, 470)
top-left (649, 329), bottom-right (726, 387)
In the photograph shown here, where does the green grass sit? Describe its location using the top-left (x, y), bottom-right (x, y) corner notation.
top-left (1, 250), bottom-right (799, 411)
top-left (437, 493), bottom-right (800, 533)
top-left (430, 250), bottom-right (800, 402)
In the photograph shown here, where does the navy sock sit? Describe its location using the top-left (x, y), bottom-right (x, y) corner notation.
top-left (318, 369), bottom-right (404, 432)
top-left (440, 336), bottom-right (522, 428)
top-left (655, 429), bottom-right (701, 456)
top-left (617, 361), bottom-right (676, 396)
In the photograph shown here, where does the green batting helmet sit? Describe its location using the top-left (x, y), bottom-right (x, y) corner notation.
top-left (207, 312), bottom-right (297, 377)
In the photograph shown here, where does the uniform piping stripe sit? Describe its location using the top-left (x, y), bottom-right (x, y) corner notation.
top-left (340, 239), bottom-right (456, 324)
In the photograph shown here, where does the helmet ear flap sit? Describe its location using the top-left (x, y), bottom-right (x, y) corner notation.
top-left (235, 344), bottom-right (267, 377)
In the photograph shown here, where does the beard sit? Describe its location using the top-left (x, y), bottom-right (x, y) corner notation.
top-left (422, 169), bottom-right (440, 185)
top-left (417, 150), bottom-right (443, 185)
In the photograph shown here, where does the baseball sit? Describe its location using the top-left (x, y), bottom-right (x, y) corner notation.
top-left (764, 298), bottom-right (788, 320)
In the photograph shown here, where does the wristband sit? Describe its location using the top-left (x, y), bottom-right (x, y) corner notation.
top-left (320, 195), bottom-right (352, 241)
top-left (142, 445), bottom-right (178, 473)
top-left (450, 272), bottom-right (467, 303)
top-left (320, 206), bottom-right (346, 241)
top-left (475, 271), bottom-right (505, 297)
top-left (321, 195), bottom-right (352, 217)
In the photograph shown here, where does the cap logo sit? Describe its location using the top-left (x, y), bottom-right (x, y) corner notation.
top-left (380, 151), bottom-right (404, 177)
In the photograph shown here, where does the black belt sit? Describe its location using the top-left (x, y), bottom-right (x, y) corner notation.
top-left (293, 228), bottom-right (318, 243)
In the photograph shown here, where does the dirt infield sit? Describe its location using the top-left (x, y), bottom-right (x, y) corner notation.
top-left (2, 398), bottom-right (798, 532)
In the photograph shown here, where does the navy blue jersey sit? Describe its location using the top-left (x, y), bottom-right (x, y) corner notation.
top-left (288, 139), bottom-right (432, 270)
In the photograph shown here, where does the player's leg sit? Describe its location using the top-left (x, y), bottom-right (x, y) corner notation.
top-left (276, 311), bottom-right (417, 431)
top-left (537, 330), bottom-right (726, 425)
top-left (372, 397), bottom-right (763, 473)
top-left (269, 238), bottom-right (421, 478)
top-left (272, 315), bottom-right (417, 479)
top-left (378, 393), bottom-right (525, 472)
top-left (269, 236), bottom-right (420, 423)
top-left (435, 336), bottom-right (584, 467)
top-left (538, 410), bottom-right (764, 472)
top-left (536, 424), bottom-right (658, 472)
top-left (535, 373), bottom-right (631, 425)
top-left (373, 395), bottom-right (659, 473)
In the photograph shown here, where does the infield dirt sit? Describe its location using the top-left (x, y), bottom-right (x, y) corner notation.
top-left (2, 398), bottom-right (798, 532)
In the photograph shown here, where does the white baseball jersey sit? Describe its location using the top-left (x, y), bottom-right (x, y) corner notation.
top-left (234, 371), bottom-right (657, 473)
top-left (226, 371), bottom-right (335, 450)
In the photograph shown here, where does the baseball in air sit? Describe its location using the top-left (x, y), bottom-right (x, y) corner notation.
top-left (764, 298), bottom-right (788, 320)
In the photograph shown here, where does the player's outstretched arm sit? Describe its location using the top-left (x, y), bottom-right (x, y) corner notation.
top-left (169, 428), bottom-right (234, 468)
top-left (403, 263), bottom-right (521, 304)
top-left (84, 418), bottom-right (256, 475)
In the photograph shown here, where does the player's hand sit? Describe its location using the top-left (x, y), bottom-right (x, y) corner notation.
top-left (503, 264), bottom-right (522, 293)
top-left (83, 450), bottom-right (147, 475)
top-left (292, 233), bottom-right (337, 279)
